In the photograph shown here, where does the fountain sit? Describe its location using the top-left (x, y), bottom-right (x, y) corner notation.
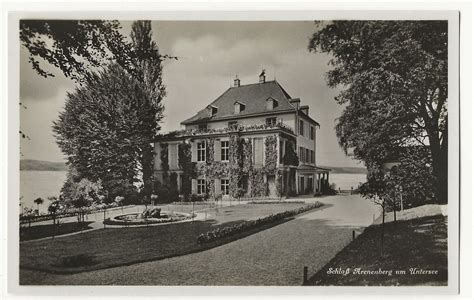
top-left (103, 207), bottom-right (193, 226)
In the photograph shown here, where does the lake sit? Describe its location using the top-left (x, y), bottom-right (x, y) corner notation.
top-left (20, 171), bottom-right (68, 213)
top-left (19, 171), bottom-right (367, 212)
top-left (329, 173), bottom-right (367, 190)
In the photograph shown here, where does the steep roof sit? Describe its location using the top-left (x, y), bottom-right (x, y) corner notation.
top-left (181, 80), bottom-right (297, 125)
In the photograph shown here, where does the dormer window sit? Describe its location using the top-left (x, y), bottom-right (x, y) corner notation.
top-left (207, 105), bottom-right (218, 117)
top-left (266, 98), bottom-right (279, 110)
top-left (266, 117), bottom-right (277, 126)
top-left (234, 101), bottom-right (246, 114)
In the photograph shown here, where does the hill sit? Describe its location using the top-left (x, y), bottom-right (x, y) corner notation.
top-left (320, 166), bottom-right (367, 174)
top-left (20, 159), bottom-right (67, 171)
top-left (19, 159), bottom-right (366, 174)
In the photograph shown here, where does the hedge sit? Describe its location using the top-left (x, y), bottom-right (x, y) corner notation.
top-left (248, 200), bottom-right (305, 204)
top-left (197, 201), bottom-right (323, 244)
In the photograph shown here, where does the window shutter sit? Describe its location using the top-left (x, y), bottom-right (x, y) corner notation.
top-left (191, 179), bottom-right (197, 194)
top-left (191, 142), bottom-right (197, 162)
top-left (155, 143), bottom-right (162, 170)
top-left (254, 138), bottom-right (263, 166)
top-left (215, 179), bottom-right (221, 194)
top-left (169, 144), bottom-right (178, 169)
top-left (214, 140), bottom-right (221, 161)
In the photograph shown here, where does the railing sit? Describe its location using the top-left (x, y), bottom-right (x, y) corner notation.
top-left (19, 204), bottom-right (130, 224)
top-left (157, 122), bottom-right (295, 139)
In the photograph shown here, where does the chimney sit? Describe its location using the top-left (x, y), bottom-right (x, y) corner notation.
top-left (234, 75), bottom-right (240, 87)
top-left (259, 69), bottom-right (266, 83)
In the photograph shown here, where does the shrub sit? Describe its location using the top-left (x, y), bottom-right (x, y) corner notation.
top-left (102, 179), bottom-right (138, 204)
top-left (189, 193), bottom-right (207, 202)
top-left (324, 183), bottom-right (338, 195)
top-left (248, 200), bottom-right (305, 204)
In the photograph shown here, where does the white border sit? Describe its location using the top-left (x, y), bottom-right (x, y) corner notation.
top-left (1, 1), bottom-right (471, 299)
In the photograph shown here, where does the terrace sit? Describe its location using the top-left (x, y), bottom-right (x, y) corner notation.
top-left (157, 121), bottom-right (295, 140)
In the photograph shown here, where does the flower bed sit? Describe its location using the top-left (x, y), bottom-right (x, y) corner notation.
top-left (170, 201), bottom-right (216, 206)
top-left (248, 200), bottom-right (305, 204)
top-left (197, 201), bottom-right (323, 244)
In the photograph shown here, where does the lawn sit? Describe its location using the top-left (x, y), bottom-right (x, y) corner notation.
top-left (306, 214), bottom-right (447, 286)
top-left (20, 202), bottom-right (309, 274)
top-left (20, 221), bottom-right (94, 241)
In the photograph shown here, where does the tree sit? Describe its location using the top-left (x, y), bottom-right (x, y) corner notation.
top-left (129, 21), bottom-right (166, 198)
top-left (309, 21), bottom-right (448, 203)
top-left (20, 20), bottom-right (130, 83)
top-left (359, 167), bottom-right (389, 255)
top-left (60, 176), bottom-right (104, 223)
top-left (47, 196), bottom-right (62, 226)
top-left (33, 197), bottom-right (44, 214)
top-left (53, 63), bottom-right (161, 198)
top-left (53, 21), bottom-right (165, 202)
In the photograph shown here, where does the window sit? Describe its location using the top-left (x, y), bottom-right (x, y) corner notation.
top-left (221, 141), bottom-right (229, 161)
top-left (306, 149), bottom-right (310, 164)
top-left (299, 120), bottom-right (304, 136)
top-left (310, 126), bottom-right (315, 140)
top-left (266, 98), bottom-right (279, 110)
top-left (197, 179), bottom-right (206, 194)
top-left (266, 117), bottom-right (277, 126)
top-left (209, 106), bottom-right (218, 116)
top-left (234, 102), bottom-right (246, 114)
top-left (299, 147), bottom-right (305, 163)
top-left (310, 150), bottom-right (315, 164)
top-left (221, 179), bottom-right (229, 195)
top-left (198, 124), bottom-right (208, 130)
top-left (197, 141), bottom-right (206, 162)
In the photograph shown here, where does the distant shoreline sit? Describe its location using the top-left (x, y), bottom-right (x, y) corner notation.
top-left (20, 159), bottom-right (67, 171)
top-left (320, 166), bottom-right (367, 174)
top-left (20, 159), bottom-right (366, 174)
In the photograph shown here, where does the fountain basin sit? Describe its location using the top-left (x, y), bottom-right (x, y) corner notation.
top-left (103, 211), bottom-right (193, 226)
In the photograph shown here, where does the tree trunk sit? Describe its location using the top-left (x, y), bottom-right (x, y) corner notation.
top-left (141, 143), bottom-right (154, 198)
top-left (381, 205), bottom-right (385, 256)
top-left (393, 204), bottom-right (397, 225)
top-left (425, 114), bottom-right (448, 204)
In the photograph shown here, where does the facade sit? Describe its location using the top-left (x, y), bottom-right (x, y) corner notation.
top-left (153, 71), bottom-right (330, 199)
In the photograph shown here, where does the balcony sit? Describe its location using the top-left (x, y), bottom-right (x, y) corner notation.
top-left (157, 122), bottom-right (295, 140)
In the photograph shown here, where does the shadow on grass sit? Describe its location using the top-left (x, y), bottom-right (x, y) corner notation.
top-left (20, 204), bottom-right (328, 275)
top-left (305, 214), bottom-right (447, 286)
top-left (20, 222), bottom-right (94, 242)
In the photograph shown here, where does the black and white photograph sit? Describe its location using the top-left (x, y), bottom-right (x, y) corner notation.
top-left (3, 5), bottom-right (467, 295)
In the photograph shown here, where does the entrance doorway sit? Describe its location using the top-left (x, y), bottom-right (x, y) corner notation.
top-left (299, 176), bottom-right (305, 194)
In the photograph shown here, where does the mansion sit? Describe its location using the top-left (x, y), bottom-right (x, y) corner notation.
top-left (153, 71), bottom-right (330, 199)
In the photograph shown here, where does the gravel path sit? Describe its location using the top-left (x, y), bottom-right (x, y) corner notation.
top-left (20, 195), bottom-right (380, 286)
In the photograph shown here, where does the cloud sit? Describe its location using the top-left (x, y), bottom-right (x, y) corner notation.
top-left (19, 47), bottom-right (75, 102)
top-left (19, 20), bottom-right (361, 168)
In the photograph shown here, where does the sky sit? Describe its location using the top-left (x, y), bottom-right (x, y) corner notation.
top-left (20, 21), bottom-right (362, 168)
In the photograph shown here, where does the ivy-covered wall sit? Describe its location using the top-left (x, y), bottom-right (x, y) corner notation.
top-left (178, 142), bottom-right (194, 198)
top-left (158, 134), bottom-right (296, 199)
